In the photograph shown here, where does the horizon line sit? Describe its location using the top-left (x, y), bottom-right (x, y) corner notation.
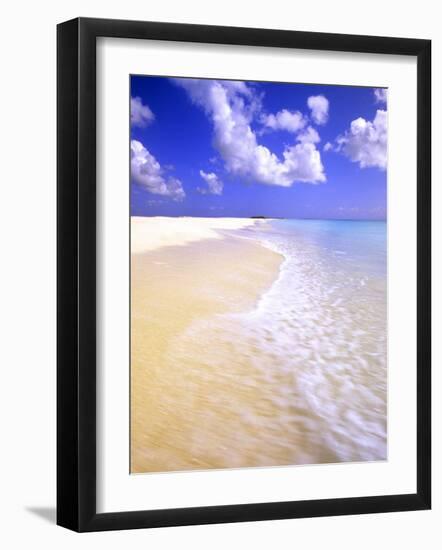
top-left (131, 214), bottom-right (387, 222)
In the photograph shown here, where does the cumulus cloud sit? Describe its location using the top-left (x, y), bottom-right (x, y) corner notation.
top-left (374, 88), bottom-right (388, 104)
top-left (131, 140), bottom-right (185, 200)
top-left (307, 95), bottom-right (329, 125)
top-left (296, 126), bottom-right (321, 144)
top-left (131, 96), bottom-right (155, 127)
top-left (336, 109), bottom-right (387, 170)
top-left (174, 78), bottom-right (325, 186)
top-left (199, 170), bottom-right (223, 195)
top-left (261, 109), bottom-right (306, 133)
top-left (323, 141), bottom-right (333, 152)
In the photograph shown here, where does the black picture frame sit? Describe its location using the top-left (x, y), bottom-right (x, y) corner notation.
top-left (57, 17), bottom-right (431, 532)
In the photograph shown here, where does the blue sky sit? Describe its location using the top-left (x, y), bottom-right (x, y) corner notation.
top-left (130, 76), bottom-right (387, 220)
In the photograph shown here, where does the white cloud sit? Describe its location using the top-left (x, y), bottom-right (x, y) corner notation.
top-left (336, 109), bottom-right (387, 170)
top-left (279, 143), bottom-right (325, 183)
top-left (261, 109), bottom-right (306, 133)
top-left (131, 140), bottom-right (185, 200)
top-left (131, 96), bottom-right (155, 128)
top-left (199, 170), bottom-right (223, 195)
top-left (307, 95), bottom-right (329, 125)
top-left (374, 88), bottom-right (388, 104)
top-left (323, 141), bottom-right (333, 152)
top-left (174, 78), bottom-right (325, 186)
top-left (296, 126), bottom-right (320, 144)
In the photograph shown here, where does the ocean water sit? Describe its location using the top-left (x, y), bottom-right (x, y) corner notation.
top-left (166, 220), bottom-right (387, 467)
top-left (246, 220), bottom-right (387, 461)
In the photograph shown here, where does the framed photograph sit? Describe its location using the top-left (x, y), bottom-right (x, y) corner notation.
top-left (57, 17), bottom-right (431, 532)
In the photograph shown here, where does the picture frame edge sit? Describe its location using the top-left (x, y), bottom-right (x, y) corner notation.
top-left (56, 17), bottom-right (432, 533)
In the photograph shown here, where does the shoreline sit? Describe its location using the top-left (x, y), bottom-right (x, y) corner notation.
top-left (130, 217), bottom-right (387, 472)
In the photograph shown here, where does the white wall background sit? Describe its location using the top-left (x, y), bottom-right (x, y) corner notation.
top-left (0, 1), bottom-right (439, 548)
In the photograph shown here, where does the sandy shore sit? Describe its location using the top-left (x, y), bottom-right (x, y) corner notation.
top-left (130, 217), bottom-right (387, 472)
top-left (130, 217), bottom-right (283, 473)
top-left (131, 216), bottom-right (259, 253)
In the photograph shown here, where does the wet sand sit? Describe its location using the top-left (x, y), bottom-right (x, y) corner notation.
top-left (131, 230), bottom-right (283, 473)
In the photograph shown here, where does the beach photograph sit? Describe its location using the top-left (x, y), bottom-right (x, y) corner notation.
top-left (130, 75), bottom-right (387, 474)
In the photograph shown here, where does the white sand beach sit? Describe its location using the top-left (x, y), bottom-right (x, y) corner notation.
top-left (130, 216), bottom-right (284, 473)
top-left (131, 216), bottom-right (259, 253)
